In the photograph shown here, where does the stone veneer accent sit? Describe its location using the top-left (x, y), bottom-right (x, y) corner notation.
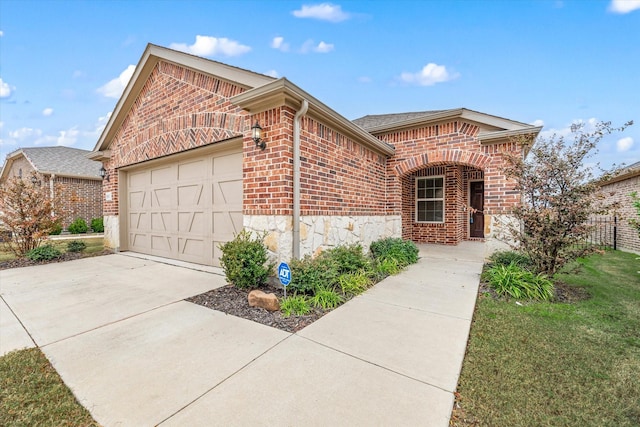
top-left (103, 215), bottom-right (120, 250)
top-left (244, 215), bottom-right (402, 263)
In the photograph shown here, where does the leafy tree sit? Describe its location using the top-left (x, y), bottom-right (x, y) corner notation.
top-left (0, 174), bottom-right (61, 257)
top-left (629, 191), bottom-right (640, 237)
top-left (501, 120), bottom-right (632, 275)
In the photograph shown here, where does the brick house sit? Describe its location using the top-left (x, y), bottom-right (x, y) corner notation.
top-left (600, 161), bottom-right (640, 254)
top-left (0, 146), bottom-right (103, 230)
top-left (90, 44), bottom-right (541, 267)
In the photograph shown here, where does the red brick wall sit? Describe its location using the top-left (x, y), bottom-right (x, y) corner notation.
top-left (103, 61), bottom-right (250, 216)
top-left (379, 120), bottom-right (522, 244)
top-left (601, 174), bottom-right (640, 253)
top-left (45, 176), bottom-right (103, 229)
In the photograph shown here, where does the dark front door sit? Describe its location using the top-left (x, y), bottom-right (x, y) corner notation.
top-left (470, 181), bottom-right (484, 238)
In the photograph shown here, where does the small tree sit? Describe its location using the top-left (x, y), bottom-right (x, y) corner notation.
top-left (502, 120), bottom-right (632, 275)
top-left (0, 174), bottom-right (60, 257)
top-left (629, 191), bottom-right (640, 237)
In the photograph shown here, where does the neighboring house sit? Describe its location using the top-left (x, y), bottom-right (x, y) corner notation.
top-left (91, 44), bottom-right (540, 267)
top-left (0, 146), bottom-right (103, 230)
top-left (600, 161), bottom-right (640, 254)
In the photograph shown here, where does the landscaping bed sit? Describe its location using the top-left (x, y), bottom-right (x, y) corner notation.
top-left (188, 285), bottom-right (329, 333)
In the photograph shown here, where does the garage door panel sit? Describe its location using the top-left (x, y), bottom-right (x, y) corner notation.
top-left (178, 212), bottom-right (205, 234)
top-left (178, 184), bottom-right (204, 207)
top-left (125, 146), bottom-right (242, 267)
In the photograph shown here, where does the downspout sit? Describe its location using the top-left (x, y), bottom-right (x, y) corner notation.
top-left (293, 99), bottom-right (309, 260)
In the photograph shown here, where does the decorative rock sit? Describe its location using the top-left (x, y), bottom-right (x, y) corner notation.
top-left (248, 290), bottom-right (280, 312)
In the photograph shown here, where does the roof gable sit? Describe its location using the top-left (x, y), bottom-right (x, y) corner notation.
top-left (92, 44), bottom-right (275, 154)
top-left (1, 147), bottom-right (102, 181)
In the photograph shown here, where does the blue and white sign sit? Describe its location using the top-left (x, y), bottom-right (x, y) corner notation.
top-left (278, 262), bottom-right (292, 287)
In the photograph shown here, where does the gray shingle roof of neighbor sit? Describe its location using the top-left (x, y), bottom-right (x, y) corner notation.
top-left (352, 110), bottom-right (454, 130)
top-left (17, 146), bottom-right (102, 178)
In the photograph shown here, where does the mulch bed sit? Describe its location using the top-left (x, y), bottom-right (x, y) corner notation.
top-left (187, 285), bottom-right (328, 333)
top-left (0, 250), bottom-right (114, 271)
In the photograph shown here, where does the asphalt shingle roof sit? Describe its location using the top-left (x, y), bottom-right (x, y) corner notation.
top-left (18, 147), bottom-right (101, 178)
top-left (352, 110), bottom-right (454, 131)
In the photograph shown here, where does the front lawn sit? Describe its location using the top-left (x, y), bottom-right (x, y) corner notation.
top-left (0, 348), bottom-right (99, 426)
top-left (452, 250), bottom-right (640, 426)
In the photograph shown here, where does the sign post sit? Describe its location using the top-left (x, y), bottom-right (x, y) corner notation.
top-left (278, 262), bottom-right (291, 298)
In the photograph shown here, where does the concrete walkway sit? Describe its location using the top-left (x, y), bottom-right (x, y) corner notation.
top-left (0, 242), bottom-right (484, 426)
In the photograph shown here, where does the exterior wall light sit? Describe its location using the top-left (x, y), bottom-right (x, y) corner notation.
top-left (30, 175), bottom-right (41, 186)
top-left (251, 121), bottom-right (266, 150)
top-left (99, 166), bottom-right (110, 182)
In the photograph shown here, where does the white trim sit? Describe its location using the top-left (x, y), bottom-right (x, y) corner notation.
top-left (415, 175), bottom-right (445, 224)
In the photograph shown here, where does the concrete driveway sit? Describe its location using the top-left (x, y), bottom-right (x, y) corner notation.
top-left (0, 244), bottom-right (484, 426)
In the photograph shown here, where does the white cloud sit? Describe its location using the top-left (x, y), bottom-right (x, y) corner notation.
top-left (617, 136), bottom-right (634, 152)
top-left (169, 35), bottom-right (251, 57)
top-left (399, 63), bottom-right (459, 86)
top-left (609, 0), bottom-right (640, 13)
top-left (9, 127), bottom-right (43, 140)
top-left (271, 36), bottom-right (290, 52)
top-left (531, 119), bottom-right (545, 127)
top-left (315, 41), bottom-right (334, 53)
top-left (0, 77), bottom-right (13, 98)
top-left (292, 3), bottom-right (350, 22)
top-left (55, 127), bottom-right (79, 146)
top-left (301, 39), bottom-right (335, 53)
top-left (358, 76), bottom-right (372, 83)
top-left (265, 70), bottom-right (279, 78)
top-left (97, 65), bottom-right (135, 99)
top-left (538, 118), bottom-right (601, 140)
top-left (0, 30), bottom-right (4, 37)
top-left (42, 108), bottom-right (54, 117)
top-left (72, 70), bottom-right (85, 79)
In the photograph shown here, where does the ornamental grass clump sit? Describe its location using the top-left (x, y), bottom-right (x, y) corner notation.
top-left (369, 237), bottom-right (419, 268)
top-left (309, 286), bottom-right (344, 310)
top-left (484, 262), bottom-right (554, 301)
top-left (280, 295), bottom-right (311, 317)
top-left (219, 230), bottom-right (274, 289)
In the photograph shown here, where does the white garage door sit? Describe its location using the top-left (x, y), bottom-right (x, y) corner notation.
top-left (124, 146), bottom-right (243, 267)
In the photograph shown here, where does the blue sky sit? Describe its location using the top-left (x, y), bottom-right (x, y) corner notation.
top-left (1, 0), bottom-right (639, 171)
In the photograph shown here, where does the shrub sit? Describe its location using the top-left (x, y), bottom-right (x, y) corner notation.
top-left (68, 218), bottom-right (88, 234)
top-left (375, 257), bottom-right (401, 277)
top-left (309, 286), bottom-right (344, 310)
top-left (26, 244), bottom-right (62, 261)
top-left (488, 250), bottom-right (532, 268)
top-left (48, 221), bottom-right (63, 235)
top-left (369, 237), bottom-right (419, 267)
top-left (320, 244), bottom-right (371, 275)
top-left (288, 255), bottom-right (339, 294)
top-left (90, 217), bottom-right (104, 233)
top-left (280, 295), bottom-right (311, 317)
top-left (485, 262), bottom-right (554, 301)
top-left (219, 230), bottom-right (273, 289)
top-left (67, 240), bottom-right (86, 253)
top-left (338, 271), bottom-right (371, 296)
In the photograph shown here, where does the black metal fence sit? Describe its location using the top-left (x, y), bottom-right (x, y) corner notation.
top-left (584, 216), bottom-right (617, 250)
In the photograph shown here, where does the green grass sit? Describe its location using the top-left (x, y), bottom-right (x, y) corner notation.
top-left (454, 250), bottom-right (640, 426)
top-left (0, 237), bottom-right (105, 262)
top-left (0, 348), bottom-right (99, 426)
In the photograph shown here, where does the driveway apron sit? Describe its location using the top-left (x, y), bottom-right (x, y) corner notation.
top-left (0, 244), bottom-right (484, 427)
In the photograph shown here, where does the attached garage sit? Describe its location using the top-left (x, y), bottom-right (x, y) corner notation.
top-left (120, 142), bottom-right (243, 267)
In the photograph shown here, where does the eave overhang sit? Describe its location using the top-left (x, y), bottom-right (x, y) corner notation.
top-left (230, 78), bottom-right (395, 157)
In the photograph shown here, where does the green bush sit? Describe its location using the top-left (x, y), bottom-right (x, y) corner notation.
top-left (320, 244), bottom-right (371, 275)
top-left (338, 271), bottom-right (371, 296)
top-left (369, 237), bottom-right (419, 267)
top-left (375, 257), bottom-right (401, 277)
top-left (219, 230), bottom-right (273, 289)
top-left (48, 221), bottom-right (62, 235)
top-left (288, 255), bottom-right (339, 294)
top-left (26, 244), bottom-right (62, 261)
top-left (67, 240), bottom-right (86, 253)
top-left (90, 217), bottom-right (104, 233)
top-left (485, 262), bottom-right (555, 301)
top-left (280, 295), bottom-right (311, 317)
top-left (488, 250), bottom-right (532, 268)
top-left (67, 218), bottom-right (88, 234)
top-left (309, 286), bottom-right (344, 310)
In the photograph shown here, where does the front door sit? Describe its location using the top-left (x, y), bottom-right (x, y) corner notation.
top-left (470, 181), bottom-right (484, 238)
